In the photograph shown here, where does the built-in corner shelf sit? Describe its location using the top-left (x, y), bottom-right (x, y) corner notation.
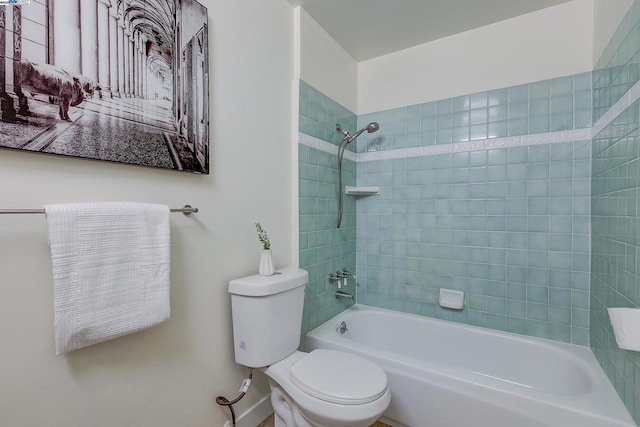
top-left (345, 186), bottom-right (379, 196)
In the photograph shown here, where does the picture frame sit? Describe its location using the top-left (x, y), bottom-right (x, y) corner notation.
top-left (0, 0), bottom-right (209, 174)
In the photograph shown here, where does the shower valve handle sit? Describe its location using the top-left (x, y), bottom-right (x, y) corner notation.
top-left (329, 272), bottom-right (341, 283)
top-left (341, 269), bottom-right (356, 280)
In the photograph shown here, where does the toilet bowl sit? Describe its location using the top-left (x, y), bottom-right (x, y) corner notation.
top-left (263, 350), bottom-right (391, 427)
top-left (228, 269), bottom-right (391, 427)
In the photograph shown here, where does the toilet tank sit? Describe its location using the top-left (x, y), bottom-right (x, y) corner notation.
top-left (228, 268), bottom-right (308, 367)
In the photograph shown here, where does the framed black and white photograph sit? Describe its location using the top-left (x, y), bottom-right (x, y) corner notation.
top-left (0, 0), bottom-right (209, 173)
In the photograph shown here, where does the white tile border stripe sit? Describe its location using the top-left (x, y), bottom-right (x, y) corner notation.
top-left (298, 133), bottom-right (357, 161)
top-left (299, 130), bottom-right (589, 163)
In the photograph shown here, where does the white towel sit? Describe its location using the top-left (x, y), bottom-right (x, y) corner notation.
top-left (45, 202), bottom-right (170, 354)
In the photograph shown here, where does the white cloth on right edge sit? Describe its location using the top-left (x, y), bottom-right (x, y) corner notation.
top-left (45, 202), bottom-right (171, 354)
top-left (608, 308), bottom-right (640, 352)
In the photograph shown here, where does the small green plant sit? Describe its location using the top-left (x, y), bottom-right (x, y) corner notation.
top-left (255, 222), bottom-right (271, 250)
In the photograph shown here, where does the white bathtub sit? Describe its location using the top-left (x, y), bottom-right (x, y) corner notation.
top-left (306, 305), bottom-right (635, 427)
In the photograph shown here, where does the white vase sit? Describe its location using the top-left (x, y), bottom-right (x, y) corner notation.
top-left (259, 249), bottom-right (275, 276)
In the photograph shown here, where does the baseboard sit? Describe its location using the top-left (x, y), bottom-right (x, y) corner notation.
top-left (222, 393), bottom-right (272, 427)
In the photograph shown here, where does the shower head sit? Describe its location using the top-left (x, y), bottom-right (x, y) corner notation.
top-left (334, 121), bottom-right (380, 228)
top-left (335, 122), bottom-right (380, 143)
top-left (347, 122), bottom-right (379, 143)
top-left (365, 122), bottom-right (380, 132)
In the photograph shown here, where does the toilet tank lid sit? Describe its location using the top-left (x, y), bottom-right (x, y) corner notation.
top-left (228, 268), bottom-right (308, 296)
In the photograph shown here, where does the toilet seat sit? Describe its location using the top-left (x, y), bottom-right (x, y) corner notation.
top-left (263, 351), bottom-right (391, 427)
top-left (291, 349), bottom-right (388, 405)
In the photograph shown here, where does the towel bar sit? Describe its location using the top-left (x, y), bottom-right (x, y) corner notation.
top-left (0, 204), bottom-right (199, 216)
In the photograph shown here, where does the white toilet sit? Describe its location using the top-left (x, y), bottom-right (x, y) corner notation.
top-left (228, 268), bottom-right (390, 427)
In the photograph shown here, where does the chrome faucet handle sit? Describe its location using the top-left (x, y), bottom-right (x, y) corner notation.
top-left (341, 268), bottom-right (356, 280)
top-left (328, 272), bottom-right (341, 283)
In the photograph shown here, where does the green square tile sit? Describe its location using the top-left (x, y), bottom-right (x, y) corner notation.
top-left (529, 80), bottom-right (550, 99)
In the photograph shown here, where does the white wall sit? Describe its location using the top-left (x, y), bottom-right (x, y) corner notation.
top-left (299, 7), bottom-right (358, 113)
top-left (0, 1), bottom-right (293, 426)
top-left (593, 0), bottom-right (635, 65)
top-left (358, 0), bottom-right (595, 114)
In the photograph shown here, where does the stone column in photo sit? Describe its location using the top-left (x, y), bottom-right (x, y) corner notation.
top-left (20, 3), bottom-right (47, 63)
top-left (138, 33), bottom-right (145, 98)
top-left (52, 0), bottom-right (81, 73)
top-left (0, 6), bottom-right (16, 122)
top-left (131, 35), bottom-right (137, 97)
top-left (97, 0), bottom-right (111, 95)
top-left (124, 30), bottom-right (131, 96)
top-left (129, 31), bottom-right (135, 97)
top-left (80, 0), bottom-right (98, 81)
top-left (132, 31), bottom-right (139, 97)
top-left (141, 36), bottom-right (148, 99)
top-left (12, 5), bottom-right (27, 115)
top-left (173, 3), bottom-right (181, 125)
top-left (138, 34), bottom-right (143, 98)
top-left (108, 6), bottom-right (119, 98)
top-left (117, 14), bottom-right (125, 97)
top-left (0, 7), bottom-right (6, 95)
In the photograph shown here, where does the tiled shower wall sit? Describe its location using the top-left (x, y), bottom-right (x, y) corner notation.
top-left (353, 72), bottom-right (593, 345)
top-left (356, 142), bottom-right (591, 344)
top-left (591, 1), bottom-right (640, 422)
top-left (298, 81), bottom-right (358, 336)
top-left (591, 103), bottom-right (640, 422)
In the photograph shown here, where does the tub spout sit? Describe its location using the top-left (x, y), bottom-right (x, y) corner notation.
top-left (335, 290), bottom-right (354, 300)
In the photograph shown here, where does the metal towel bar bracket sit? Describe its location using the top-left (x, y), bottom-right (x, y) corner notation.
top-left (0, 204), bottom-right (199, 216)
